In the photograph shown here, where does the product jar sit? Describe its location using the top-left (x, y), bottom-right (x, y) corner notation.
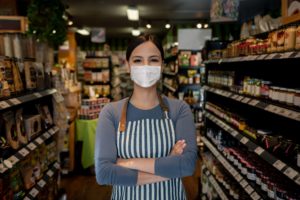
top-left (260, 81), bottom-right (271, 98)
top-left (271, 87), bottom-right (280, 101)
top-left (246, 164), bottom-right (256, 181)
top-left (284, 26), bottom-right (296, 51)
top-left (278, 88), bottom-right (287, 103)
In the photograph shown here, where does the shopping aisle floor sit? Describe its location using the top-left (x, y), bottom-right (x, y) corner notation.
top-left (60, 175), bottom-right (199, 200)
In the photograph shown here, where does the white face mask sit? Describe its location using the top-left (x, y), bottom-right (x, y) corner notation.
top-left (130, 65), bottom-right (161, 88)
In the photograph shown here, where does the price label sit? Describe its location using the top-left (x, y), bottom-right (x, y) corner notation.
top-left (47, 170), bottom-right (54, 177)
top-left (254, 146), bottom-right (265, 155)
top-left (295, 176), bottom-right (300, 185)
top-left (27, 143), bottom-right (37, 151)
top-left (205, 170), bottom-right (210, 176)
top-left (273, 160), bottom-right (286, 171)
top-left (245, 185), bottom-right (254, 194)
top-left (53, 126), bottom-right (59, 132)
top-left (8, 155), bottom-right (19, 165)
top-left (257, 54), bottom-right (267, 60)
top-left (281, 52), bottom-right (294, 59)
top-left (48, 129), bottom-right (55, 135)
top-left (0, 101), bottom-right (10, 109)
top-left (9, 98), bottom-right (22, 105)
top-left (29, 188), bottom-right (39, 197)
top-left (33, 92), bottom-right (42, 98)
top-left (284, 167), bottom-right (298, 179)
top-left (35, 137), bottom-right (44, 145)
top-left (251, 192), bottom-right (261, 200)
top-left (241, 97), bottom-right (250, 104)
top-left (24, 197), bottom-right (31, 200)
top-left (18, 148), bottom-right (30, 157)
top-left (54, 162), bottom-right (60, 169)
top-left (296, 114), bottom-right (300, 121)
top-left (0, 164), bottom-right (7, 173)
top-left (266, 53), bottom-right (278, 60)
top-left (44, 132), bottom-right (51, 139)
top-left (232, 95), bottom-right (239, 100)
top-left (53, 92), bottom-right (64, 103)
top-left (240, 137), bottom-right (249, 144)
top-left (295, 52), bottom-right (300, 58)
top-left (240, 179), bottom-right (248, 188)
top-left (231, 131), bottom-right (238, 137)
top-left (37, 179), bottom-right (46, 188)
top-left (237, 96), bottom-right (244, 101)
top-left (248, 99), bottom-right (260, 106)
top-left (235, 174), bottom-right (243, 182)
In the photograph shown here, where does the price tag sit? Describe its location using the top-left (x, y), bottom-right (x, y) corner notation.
top-left (235, 174), bottom-right (243, 182)
top-left (18, 148), bottom-right (30, 157)
top-left (251, 192), bottom-right (261, 200)
top-left (245, 185), bottom-right (254, 194)
top-left (47, 170), bottom-right (54, 177)
top-left (273, 160), bottom-right (286, 171)
top-left (284, 167), bottom-right (298, 179)
top-left (0, 164), bottom-right (7, 173)
top-left (9, 98), bottom-right (22, 105)
top-left (53, 92), bottom-right (64, 103)
top-left (266, 53), bottom-right (278, 60)
top-left (33, 92), bottom-right (42, 98)
top-left (27, 142), bottom-right (37, 151)
top-left (232, 94), bottom-right (239, 100)
top-left (53, 126), bottom-right (59, 132)
top-left (37, 179), bottom-right (46, 188)
top-left (44, 132), bottom-right (51, 139)
top-left (54, 162), bottom-right (60, 169)
top-left (295, 52), bottom-right (300, 58)
top-left (281, 52), bottom-right (294, 59)
top-left (231, 131), bottom-right (239, 137)
top-left (237, 96), bottom-right (244, 101)
top-left (29, 188), bottom-right (39, 197)
top-left (8, 155), bottom-right (19, 165)
top-left (240, 179), bottom-right (248, 188)
top-left (254, 146), bottom-right (265, 155)
top-left (24, 197), bottom-right (31, 200)
top-left (241, 97), bottom-right (250, 104)
top-left (0, 101), bottom-right (10, 109)
top-left (257, 54), bottom-right (267, 60)
top-left (48, 129), bottom-right (55, 135)
top-left (295, 176), bottom-right (300, 185)
top-left (296, 114), bottom-right (300, 121)
top-left (248, 99), bottom-right (260, 106)
top-left (240, 137), bottom-right (249, 144)
top-left (35, 137), bottom-right (44, 145)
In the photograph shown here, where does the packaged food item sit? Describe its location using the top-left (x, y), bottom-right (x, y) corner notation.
top-left (12, 59), bottom-right (24, 93)
top-left (3, 34), bottom-right (13, 57)
top-left (296, 25), bottom-right (300, 50)
top-left (36, 104), bottom-right (53, 130)
top-left (20, 158), bottom-right (35, 190)
top-left (24, 58), bottom-right (37, 90)
top-left (0, 57), bottom-right (11, 98)
top-left (284, 26), bottom-right (296, 51)
top-left (16, 109), bottom-right (27, 145)
top-left (9, 165), bottom-right (25, 199)
top-left (31, 149), bottom-right (42, 180)
top-left (35, 62), bottom-right (45, 91)
top-left (12, 34), bottom-right (22, 59)
top-left (24, 114), bottom-right (42, 141)
top-left (3, 58), bottom-right (15, 95)
top-left (3, 111), bottom-right (19, 149)
top-left (277, 29), bottom-right (285, 52)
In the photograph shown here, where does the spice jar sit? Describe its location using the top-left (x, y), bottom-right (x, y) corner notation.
top-left (284, 26), bottom-right (296, 51)
top-left (296, 25), bottom-right (300, 50)
top-left (294, 90), bottom-right (300, 107)
top-left (260, 81), bottom-right (271, 98)
top-left (277, 29), bottom-right (285, 52)
top-left (270, 87), bottom-right (280, 101)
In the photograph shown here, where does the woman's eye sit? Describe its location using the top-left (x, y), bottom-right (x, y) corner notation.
top-left (133, 59), bottom-right (142, 63)
top-left (150, 59), bottom-right (159, 62)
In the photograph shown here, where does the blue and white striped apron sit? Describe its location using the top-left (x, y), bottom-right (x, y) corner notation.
top-left (112, 96), bottom-right (186, 200)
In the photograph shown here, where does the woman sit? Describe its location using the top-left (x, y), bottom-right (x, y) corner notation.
top-left (95, 34), bottom-right (197, 200)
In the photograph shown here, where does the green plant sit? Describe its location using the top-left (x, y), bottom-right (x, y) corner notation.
top-left (27, 0), bottom-right (67, 47)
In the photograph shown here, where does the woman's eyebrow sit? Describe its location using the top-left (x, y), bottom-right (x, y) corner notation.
top-left (131, 56), bottom-right (143, 59)
top-left (149, 55), bottom-right (160, 58)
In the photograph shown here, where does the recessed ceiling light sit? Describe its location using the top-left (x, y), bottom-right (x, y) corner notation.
top-left (165, 23), bottom-right (171, 29)
top-left (68, 20), bottom-right (73, 26)
top-left (197, 23), bottom-right (202, 29)
top-left (52, 30), bottom-right (56, 34)
top-left (132, 29), bottom-right (141, 36)
top-left (76, 28), bottom-right (90, 36)
top-left (127, 6), bottom-right (139, 21)
top-left (204, 24), bottom-right (209, 28)
top-left (146, 24), bottom-right (151, 29)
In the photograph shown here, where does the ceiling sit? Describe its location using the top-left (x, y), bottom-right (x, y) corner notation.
top-left (64, 0), bottom-right (281, 39)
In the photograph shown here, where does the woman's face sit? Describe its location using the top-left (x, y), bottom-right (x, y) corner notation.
top-left (128, 41), bottom-right (162, 68)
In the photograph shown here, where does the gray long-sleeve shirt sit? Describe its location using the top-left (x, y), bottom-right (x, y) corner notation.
top-left (95, 96), bottom-right (197, 186)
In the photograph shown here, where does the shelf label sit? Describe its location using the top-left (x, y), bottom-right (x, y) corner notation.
top-left (53, 92), bottom-right (64, 103)
top-left (245, 185), bottom-right (254, 194)
top-left (0, 164), bottom-right (7, 173)
top-left (48, 128), bottom-right (55, 135)
top-left (8, 155), bottom-right (19, 165)
top-left (29, 188), bottom-right (39, 198)
top-left (241, 97), bottom-right (251, 104)
top-left (33, 92), bottom-right (42, 98)
top-left (281, 52), bottom-right (294, 59)
top-left (47, 170), bottom-right (54, 177)
top-left (240, 179), bottom-right (248, 188)
top-left (254, 146), bottom-right (265, 155)
top-left (9, 98), bottom-right (22, 105)
top-left (44, 132), bottom-right (51, 139)
top-left (0, 101), bottom-right (10, 109)
top-left (273, 160), bottom-right (286, 171)
top-left (54, 162), bottom-right (60, 169)
top-left (295, 52), bottom-right (300, 58)
top-left (284, 167), bottom-right (298, 180)
top-left (35, 137), bottom-right (44, 145)
top-left (248, 99), bottom-right (260, 106)
top-left (237, 96), bottom-right (244, 101)
top-left (27, 142), bottom-right (37, 151)
top-left (295, 176), bottom-right (300, 185)
top-left (24, 197), bottom-right (31, 200)
top-left (240, 137), bottom-right (249, 144)
top-left (18, 148), bottom-right (30, 157)
top-left (257, 54), bottom-right (267, 60)
top-left (232, 94), bottom-right (239, 100)
top-left (235, 174), bottom-right (243, 182)
top-left (251, 192), bottom-right (261, 200)
top-left (37, 179), bottom-right (46, 188)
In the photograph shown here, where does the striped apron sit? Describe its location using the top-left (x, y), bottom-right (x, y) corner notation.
top-left (111, 95), bottom-right (186, 200)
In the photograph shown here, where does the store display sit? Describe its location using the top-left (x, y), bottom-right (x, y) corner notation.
top-left (36, 104), bottom-right (53, 130)
top-left (24, 58), bottom-right (37, 90)
top-left (24, 114), bottom-right (42, 141)
top-left (3, 111), bottom-right (19, 150)
top-left (78, 98), bottom-right (110, 120)
top-left (15, 109), bottom-right (27, 145)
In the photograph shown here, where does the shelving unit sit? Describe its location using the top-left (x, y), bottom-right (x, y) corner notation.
top-left (201, 136), bottom-right (262, 200)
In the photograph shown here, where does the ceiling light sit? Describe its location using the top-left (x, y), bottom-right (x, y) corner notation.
top-left (52, 30), bottom-right (56, 34)
top-left (76, 28), bottom-right (90, 36)
top-left (127, 6), bottom-right (139, 21)
top-left (197, 23), bottom-right (202, 29)
top-left (132, 29), bottom-right (141, 36)
top-left (165, 23), bottom-right (171, 29)
top-left (204, 24), bottom-right (209, 28)
top-left (68, 20), bottom-right (73, 26)
top-left (146, 24), bottom-right (151, 29)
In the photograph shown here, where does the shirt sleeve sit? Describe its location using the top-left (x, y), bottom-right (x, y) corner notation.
top-left (154, 101), bottom-right (198, 178)
top-left (95, 103), bottom-right (138, 186)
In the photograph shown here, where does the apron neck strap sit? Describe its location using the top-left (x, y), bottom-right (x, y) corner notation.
top-left (119, 93), bottom-right (169, 132)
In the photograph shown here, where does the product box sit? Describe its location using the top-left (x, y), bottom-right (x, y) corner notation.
top-left (24, 114), bottom-right (41, 141)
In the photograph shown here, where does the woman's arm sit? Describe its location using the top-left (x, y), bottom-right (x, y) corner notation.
top-left (137, 171), bottom-right (168, 185)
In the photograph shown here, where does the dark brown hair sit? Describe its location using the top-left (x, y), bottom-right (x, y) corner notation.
top-left (126, 34), bottom-right (164, 61)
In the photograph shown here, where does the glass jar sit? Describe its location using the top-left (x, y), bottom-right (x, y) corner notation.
top-left (296, 25), bottom-right (300, 50)
top-left (260, 81), bottom-right (271, 98)
top-left (293, 90), bottom-right (300, 107)
top-left (284, 26), bottom-right (296, 51)
top-left (278, 88), bottom-right (287, 103)
top-left (271, 87), bottom-right (280, 101)
top-left (254, 79), bottom-right (261, 97)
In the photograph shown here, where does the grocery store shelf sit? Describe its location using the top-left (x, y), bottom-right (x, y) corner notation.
top-left (23, 161), bottom-right (60, 200)
top-left (202, 166), bottom-right (229, 200)
top-left (204, 85), bottom-right (300, 122)
top-left (0, 89), bottom-right (57, 111)
top-left (163, 83), bottom-right (177, 92)
top-left (164, 55), bottom-right (177, 63)
top-left (204, 51), bottom-right (300, 64)
top-left (0, 126), bottom-right (60, 174)
top-left (178, 66), bottom-right (203, 70)
top-left (201, 136), bottom-right (262, 200)
top-left (204, 111), bottom-right (300, 186)
top-left (162, 71), bottom-right (177, 76)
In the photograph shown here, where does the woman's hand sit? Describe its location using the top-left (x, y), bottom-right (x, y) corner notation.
top-left (170, 140), bottom-right (186, 156)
